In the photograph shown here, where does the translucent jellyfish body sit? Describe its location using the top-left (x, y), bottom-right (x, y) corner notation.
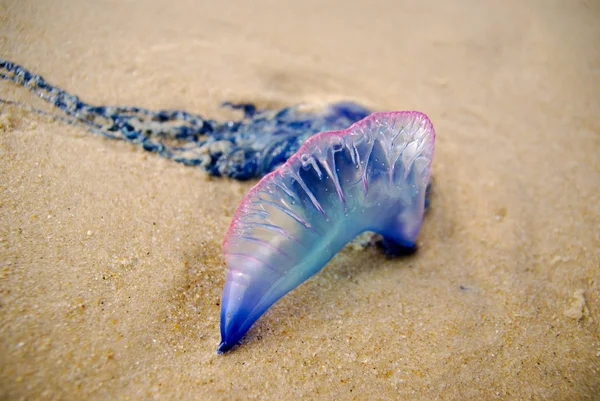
top-left (218, 111), bottom-right (435, 353)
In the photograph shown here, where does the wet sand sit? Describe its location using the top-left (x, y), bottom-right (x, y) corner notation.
top-left (1, 0), bottom-right (599, 399)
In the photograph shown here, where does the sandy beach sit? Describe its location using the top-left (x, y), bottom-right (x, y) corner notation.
top-left (1, 0), bottom-right (599, 399)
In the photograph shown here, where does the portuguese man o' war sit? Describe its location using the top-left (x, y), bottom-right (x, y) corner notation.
top-left (218, 111), bottom-right (435, 353)
top-left (0, 59), bottom-right (370, 180)
top-left (0, 59), bottom-right (436, 352)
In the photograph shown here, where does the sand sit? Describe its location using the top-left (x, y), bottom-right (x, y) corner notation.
top-left (1, 0), bottom-right (599, 399)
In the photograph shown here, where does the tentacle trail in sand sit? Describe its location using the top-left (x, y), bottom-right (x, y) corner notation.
top-left (0, 59), bottom-right (370, 180)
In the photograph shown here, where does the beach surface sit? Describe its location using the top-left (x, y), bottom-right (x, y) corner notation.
top-left (1, 0), bottom-right (599, 399)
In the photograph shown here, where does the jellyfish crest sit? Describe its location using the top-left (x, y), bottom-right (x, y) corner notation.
top-left (218, 111), bottom-right (435, 353)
